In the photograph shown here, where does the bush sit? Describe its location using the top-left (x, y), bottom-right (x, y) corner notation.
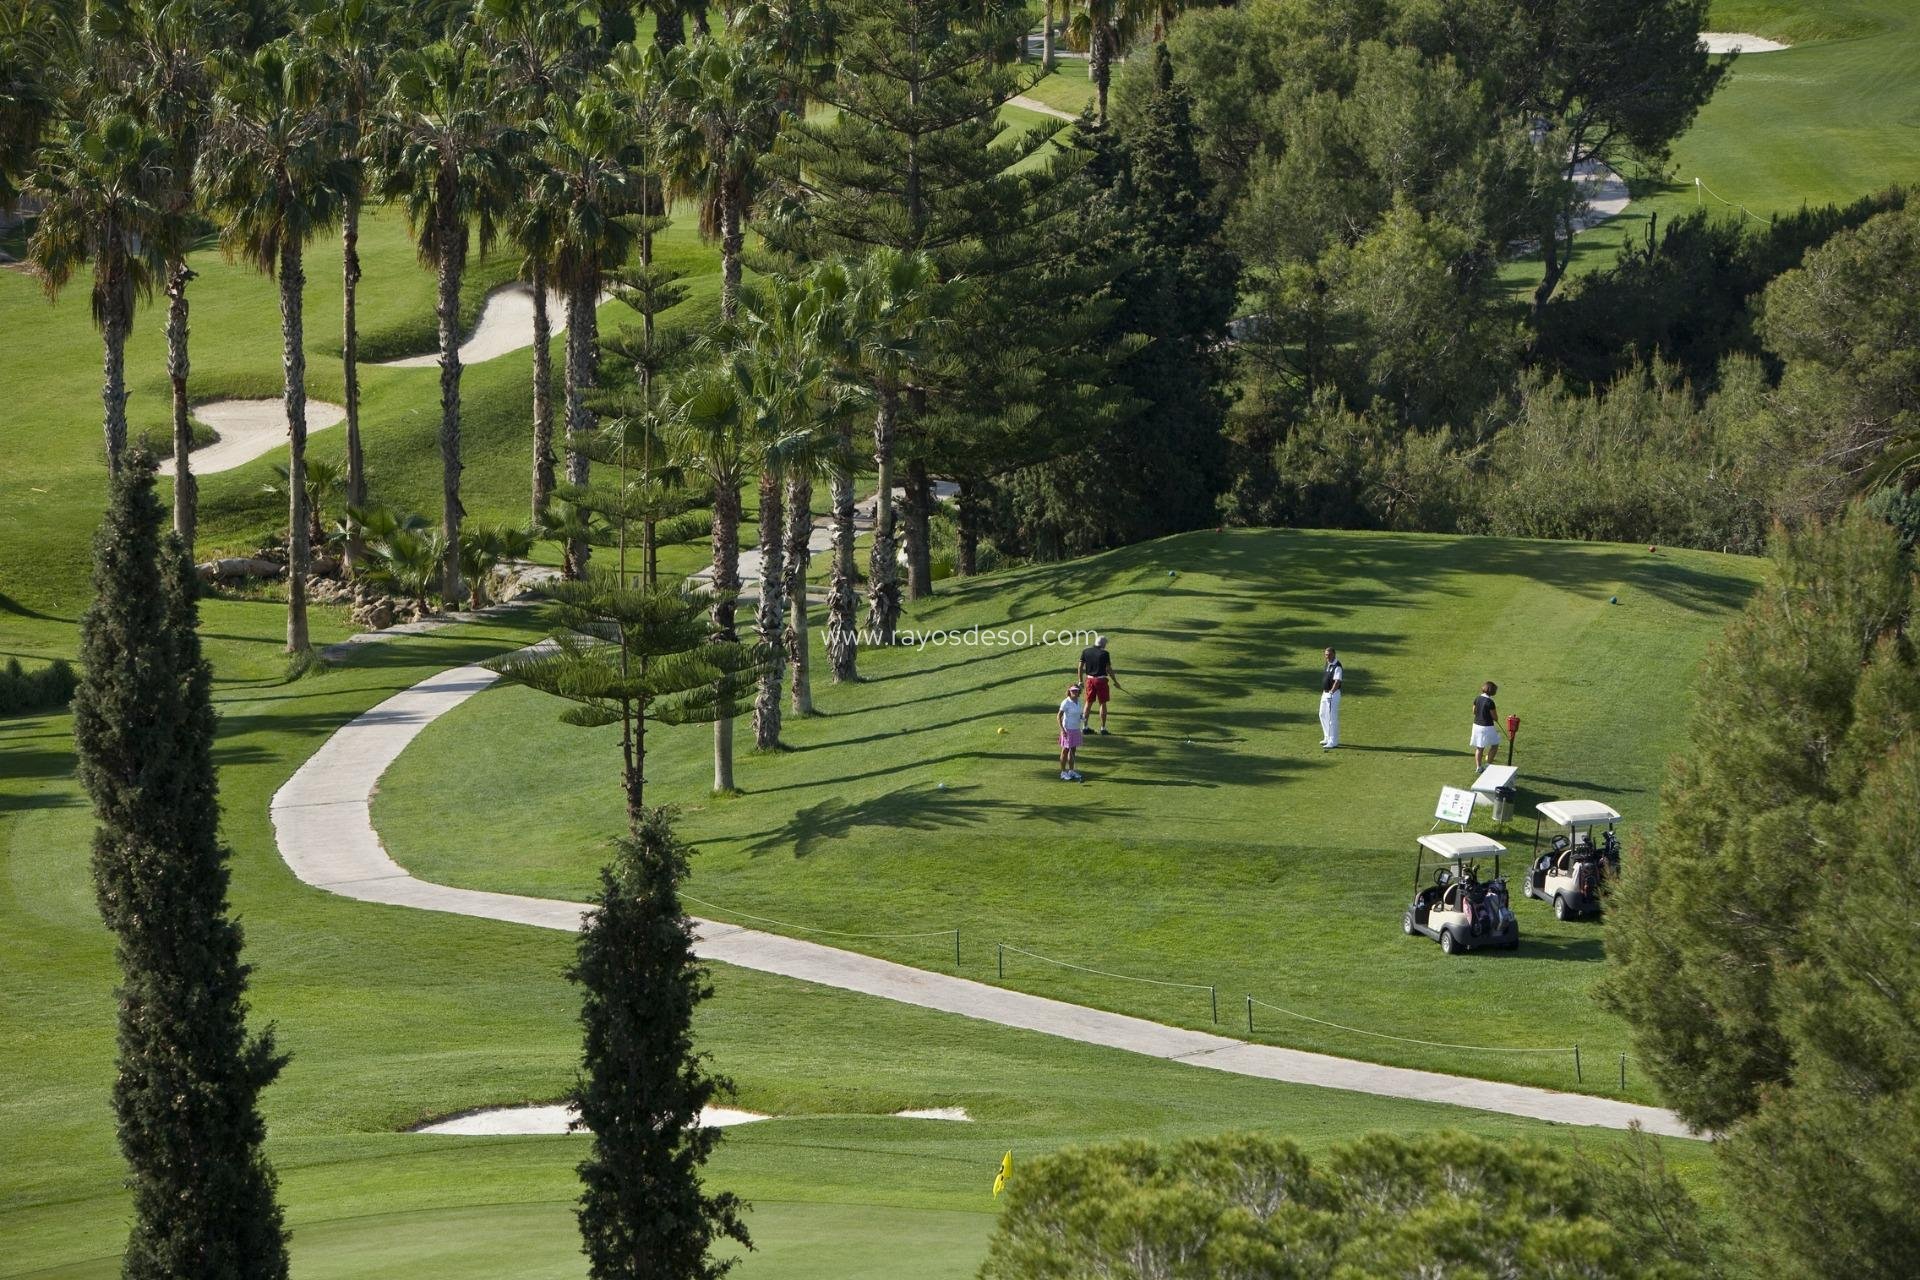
top-left (0, 657), bottom-right (79, 716)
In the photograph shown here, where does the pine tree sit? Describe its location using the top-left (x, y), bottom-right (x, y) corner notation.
top-left (1010, 45), bottom-right (1233, 556)
top-left (571, 809), bottom-right (750, 1280)
top-left (72, 450), bottom-right (290, 1280)
top-left (760, 0), bottom-right (1122, 602)
top-left (1597, 509), bottom-right (1914, 1132)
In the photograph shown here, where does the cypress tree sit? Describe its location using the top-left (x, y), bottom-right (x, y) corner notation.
top-left (72, 449), bottom-right (290, 1280)
top-left (571, 808), bottom-right (749, 1280)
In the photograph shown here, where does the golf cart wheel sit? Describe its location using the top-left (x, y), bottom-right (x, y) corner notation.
top-left (1402, 909), bottom-right (1416, 936)
top-left (1553, 894), bottom-right (1571, 921)
top-left (1439, 928), bottom-right (1459, 955)
top-left (1504, 928), bottom-right (1519, 951)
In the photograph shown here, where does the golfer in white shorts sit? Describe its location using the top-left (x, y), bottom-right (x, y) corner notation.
top-left (1471, 681), bottom-right (1502, 770)
top-left (1319, 647), bottom-right (1343, 750)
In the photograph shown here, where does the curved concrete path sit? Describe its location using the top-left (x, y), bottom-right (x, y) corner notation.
top-left (157, 399), bottom-right (346, 477)
top-left (270, 656), bottom-right (1694, 1139)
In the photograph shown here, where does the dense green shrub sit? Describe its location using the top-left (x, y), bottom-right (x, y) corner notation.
top-left (0, 657), bottom-right (79, 716)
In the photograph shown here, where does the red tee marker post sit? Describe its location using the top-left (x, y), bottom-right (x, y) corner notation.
top-left (1505, 714), bottom-right (1520, 766)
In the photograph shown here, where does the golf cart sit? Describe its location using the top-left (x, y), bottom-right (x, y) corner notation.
top-left (1403, 832), bottom-right (1519, 954)
top-left (1523, 800), bottom-right (1622, 920)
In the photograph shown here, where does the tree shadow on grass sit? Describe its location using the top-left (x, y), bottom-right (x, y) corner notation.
top-left (738, 782), bottom-right (1137, 858)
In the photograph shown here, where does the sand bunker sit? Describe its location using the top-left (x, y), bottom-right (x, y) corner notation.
top-left (893, 1107), bottom-right (972, 1122)
top-left (378, 283), bottom-right (578, 369)
top-left (414, 1104), bottom-right (771, 1136)
top-left (157, 399), bottom-right (346, 477)
top-left (1701, 32), bottom-right (1790, 54)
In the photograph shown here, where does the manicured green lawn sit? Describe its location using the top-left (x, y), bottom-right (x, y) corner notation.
top-left (0, 205), bottom-right (733, 654)
top-left (1508, 0), bottom-right (1920, 291)
top-left (0, 607), bottom-right (1719, 1278)
top-left (377, 529), bottom-right (1760, 1103)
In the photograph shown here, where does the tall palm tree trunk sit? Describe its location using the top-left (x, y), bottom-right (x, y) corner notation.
top-left (1043, 0), bottom-right (1055, 69)
top-left (102, 299), bottom-right (130, 478)
top-left (866, 386), bottom-right (900, 643)
top-left (784, 470), bottom-right (813, 713)
top-left (165, 259), bottom-right (196, 551)
top-left (531, 258), bottom-right (556, 522)
top-left (752, 469), bottom-right (785, 750)
top-left (904, 457), bottom-right (933, 599)
top-left (435, 208), bottom-right (467, 606)
top-left (563, 278), bottom-right (596, 578)
top-left (711, 476), bottom-right (741, 792)
top-left (720, 191), bottom-right (743, 321)
top-left (278, 239), bottom-right (311, 654)
top-left (827, 445), bottom-right (858, 682)
top-left (342, 198), bottom-right (365, 572)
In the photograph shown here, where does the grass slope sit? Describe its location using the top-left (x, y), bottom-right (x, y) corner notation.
top-left (377, 529), bottom-right (1759, 1102)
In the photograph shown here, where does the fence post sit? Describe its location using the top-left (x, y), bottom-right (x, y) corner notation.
top-left (954, 928), bottom-right (961, 968)
top-left (1246, 995), bottom-right (1254, 1036)
top-left (1574, 1043), bottom-right (1582, 1084)
top-left (1619, 1052), bottom-right (1626, 1091)
top-left (1211, 986), bottom-right (1218, 1025)
top-left (997, 943), bottom-right (1004, 980)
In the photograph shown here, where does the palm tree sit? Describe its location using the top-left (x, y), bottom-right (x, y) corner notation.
top-left (841, 248), bottom-right (944, 646)
top-left (476, 0), bottom-right (596, 527)
top-left (305, 0), bottom-right (390, 574)
top-left (101, 0), bottom-right (212, 550)
top-left (732, 275), bottom-right (834, 747)
top-left (0, 0), bottom-right (74, 213)
top-left (199, 40), bottom-right (353, 655)
top-left (1067, 0), bottom-right (1143, 122)
top-left (670, 353), bottom-right (761, 792)
top-left (527, 88), bottom-right (641, 578)
top-left (375, 38), bottom-right (520, 604)
top-left (26, 113), bottom-right (178, 478)
top-left (666, 36), bottom-right (782, 322)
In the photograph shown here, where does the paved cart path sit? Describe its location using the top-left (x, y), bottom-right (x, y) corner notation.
top-left (271, 654), bottom-right (1694, 1139)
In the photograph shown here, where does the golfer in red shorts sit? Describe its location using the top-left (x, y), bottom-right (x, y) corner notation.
top-left (1078, 635), bottom-right (1122, 734)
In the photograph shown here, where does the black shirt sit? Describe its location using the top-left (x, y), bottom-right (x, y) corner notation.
top-left (1473, 694), bottom-right (1497, 726)
top-left (1323, 660), bottom-right (1343, 692)
top-left (1080, 646), bottom-right (1112, 678)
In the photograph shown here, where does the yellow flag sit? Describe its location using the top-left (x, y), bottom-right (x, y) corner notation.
top-left (992, 1150), bottom-right (1012, 1197)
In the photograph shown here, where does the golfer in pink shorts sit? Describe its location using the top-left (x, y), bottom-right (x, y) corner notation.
top-left (1058, 683), bottom-right (1086, 782)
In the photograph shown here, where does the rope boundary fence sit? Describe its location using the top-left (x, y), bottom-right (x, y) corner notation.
top-left (998, 942), bottom-right (1220, 1023)
top-left (1244, 995), bottom-right (1574, 1056)
top-left (1694, 176), bottom-right (1770, 225)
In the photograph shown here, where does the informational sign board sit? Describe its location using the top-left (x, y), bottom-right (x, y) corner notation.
top-left (1435, 786), bottom-right (1476, 827)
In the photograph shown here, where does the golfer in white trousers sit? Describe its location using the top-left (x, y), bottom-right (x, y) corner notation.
top-left (1319, 646), bottom-right (1343, 750)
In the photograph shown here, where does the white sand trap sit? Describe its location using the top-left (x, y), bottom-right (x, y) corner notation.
top-left (157, 398), bottom-right (346, 477)
top-left (893, 1107), bottom-right (972, 1122)
top-left (378, 283), bottom-right (574, 369)
top-left (1701, 32), bottom-right (1790, 54)
top-left (414, 1103), bottom-right (771, 1136)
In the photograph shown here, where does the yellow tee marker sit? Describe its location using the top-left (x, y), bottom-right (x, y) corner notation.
top-left (992, 1150), bottom-right (1012, 1197)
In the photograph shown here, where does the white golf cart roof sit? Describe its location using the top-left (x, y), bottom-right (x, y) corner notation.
top-left (1536, 800), bottom-right (1622, 828)
top-left (1417, 832), bottom-right (1507, 860)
